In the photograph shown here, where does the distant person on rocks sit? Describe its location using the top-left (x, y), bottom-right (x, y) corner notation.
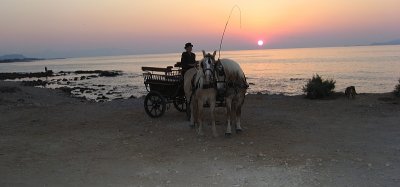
top-left (181, 42), bottom-right (197, 75)
top-left (45, 66), bottom-right (48, 81)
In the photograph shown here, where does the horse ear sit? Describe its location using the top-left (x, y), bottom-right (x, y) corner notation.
top-left (202, 50), bottom-right (206, 57)
top-left (212, 50), bottom-right (217, 57)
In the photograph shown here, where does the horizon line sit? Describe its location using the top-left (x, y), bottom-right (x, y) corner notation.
top-left (3, 43), bottom-right (400, 59)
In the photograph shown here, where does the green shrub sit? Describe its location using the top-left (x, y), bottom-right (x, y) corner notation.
top-left (394, 79), bottom-right (400, 97)
top-left (303, 74), bottom-right (336, 99)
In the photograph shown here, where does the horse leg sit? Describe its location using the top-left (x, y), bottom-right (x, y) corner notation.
top-left (225, 98), bottom-right (232, 136)
top-left (197, 99), bottom-right (204, 136)
top-left (235, 105), bottom-right (243, 133)
top-left (210, 99), bottom-right (218, 138)
top-left (190, 98), bottom-right (196, 128)
top-left (236, 93), bottom-right (245, 133)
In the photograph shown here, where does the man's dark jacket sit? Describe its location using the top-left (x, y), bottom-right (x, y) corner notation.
top-left (181, 52), bottom-right (196, 71)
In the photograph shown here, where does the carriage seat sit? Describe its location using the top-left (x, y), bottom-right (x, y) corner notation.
top-left (142, 66), bottom-right (182, 83)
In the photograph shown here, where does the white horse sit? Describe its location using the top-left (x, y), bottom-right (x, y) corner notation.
top-left (215, 58), bottom-right (248, 136)
top-left (184, 50), bottom-right (218, 137)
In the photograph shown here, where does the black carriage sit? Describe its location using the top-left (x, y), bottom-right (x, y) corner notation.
top-left (142, 65), bottom-right (187, 118)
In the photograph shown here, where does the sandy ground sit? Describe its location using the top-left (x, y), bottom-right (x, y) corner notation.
top-left (1, 80), bottom-right (400, 186)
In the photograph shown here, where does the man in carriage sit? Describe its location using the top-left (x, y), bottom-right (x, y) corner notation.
top-left (180, 42), bottom-right (197, 76)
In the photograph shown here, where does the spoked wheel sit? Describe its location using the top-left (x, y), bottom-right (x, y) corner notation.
top-left (144, 92), bottom-right (166, 118)
top-left (173, 96), bottom-right (187, 112)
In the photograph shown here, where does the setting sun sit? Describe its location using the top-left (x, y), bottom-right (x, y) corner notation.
top-left (257, 40), bottom-right (264, 46)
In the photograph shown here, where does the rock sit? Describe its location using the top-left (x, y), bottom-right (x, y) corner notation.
top-left (21, 79), bottom-right (46, 87)
top-left (80, 76), bottom-right (86, 80)
top-left (177, 137), bottom-right (184, 142)
top-left (96, 95), bottom-right (109, 100)
top-left (62, 78), bottom-right (68, 82)
top-left (99, 71), bottom-right (121, 77)
top-left (235, 165), bottom-right (244, 170)
top-left (57, 86), bottom-right (73, 94)
top-left (73, 77), bottom-right (78, 81)
top-left (0, 72), bottom-right (53, 80)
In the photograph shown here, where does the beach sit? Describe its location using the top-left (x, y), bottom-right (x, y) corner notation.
top-left (1, 80), bottom-right (400, 186)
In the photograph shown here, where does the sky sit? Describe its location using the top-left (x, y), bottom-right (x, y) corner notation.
top-left (0, 0), bottom-right (399, 58)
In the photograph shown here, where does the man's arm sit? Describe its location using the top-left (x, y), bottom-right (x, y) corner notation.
top-left (188, 53), bottom-right (197, 67)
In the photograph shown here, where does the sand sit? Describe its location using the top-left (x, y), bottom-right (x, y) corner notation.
top-left (1, 80), bottom-right (400, 186)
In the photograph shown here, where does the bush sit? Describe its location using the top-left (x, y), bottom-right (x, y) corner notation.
top-left (303, 74), bottom-right (336, 99)
top-left (394, 78), bottom-right (400, 97)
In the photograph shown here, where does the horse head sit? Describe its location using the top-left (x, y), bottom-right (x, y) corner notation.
top-left (199, 50), bottom-right (217, 85)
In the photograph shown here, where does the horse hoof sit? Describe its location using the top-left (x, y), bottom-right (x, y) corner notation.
top-left (225, 132), bottom-right (232, 137)
top-left (236, 129), bottom-right (243, 134)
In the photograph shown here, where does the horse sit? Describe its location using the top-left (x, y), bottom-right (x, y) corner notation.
top-left (214, 58), bottom-right (248, 136)
top-left (184, 50), bottom-right (218, 137)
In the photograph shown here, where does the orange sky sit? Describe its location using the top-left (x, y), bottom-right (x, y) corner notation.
top-left (0, 0), bottom-right (399, 57)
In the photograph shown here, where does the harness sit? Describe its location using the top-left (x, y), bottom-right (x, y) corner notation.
top-left (188, 58), bottom-right (249, 104)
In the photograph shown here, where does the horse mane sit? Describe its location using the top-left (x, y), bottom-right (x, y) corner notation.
top-left (219, 58), bottom-right (246, 84)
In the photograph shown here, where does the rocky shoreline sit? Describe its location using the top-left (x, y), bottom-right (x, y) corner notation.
top-left (0, 70), bottom-right (130, 102)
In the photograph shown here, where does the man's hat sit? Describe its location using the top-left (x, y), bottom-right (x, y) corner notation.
top-left (184, 42), bottom-right (193, 49)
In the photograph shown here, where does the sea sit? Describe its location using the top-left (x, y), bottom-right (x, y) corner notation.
top-left (1, 45), bottom-right (400, 100)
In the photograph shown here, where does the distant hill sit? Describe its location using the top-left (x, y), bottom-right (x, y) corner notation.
top-left (0, 54), bottom-right (44, 63)
top-left (0, 54), bottom-right (26, 60)
top-left (370, 39), bottom-right (400, 46)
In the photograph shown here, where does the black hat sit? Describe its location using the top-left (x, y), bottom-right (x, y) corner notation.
top-left (184, 42), bottom-right (193, 49)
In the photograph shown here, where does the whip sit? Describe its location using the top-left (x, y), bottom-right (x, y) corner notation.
top-left (218, 5), bottom-right (242, 60)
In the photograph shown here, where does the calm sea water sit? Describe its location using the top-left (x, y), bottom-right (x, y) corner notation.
top-left (1, 45), bottom-right (400, 98)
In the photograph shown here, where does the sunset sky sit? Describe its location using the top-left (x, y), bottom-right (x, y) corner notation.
top-left (1, 0), bottom-right (399, 58)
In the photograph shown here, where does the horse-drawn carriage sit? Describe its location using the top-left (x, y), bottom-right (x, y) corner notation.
top-left (142, 60), bottom-right (227, 118)
top-left (142, 51), bottom-right (248, 136)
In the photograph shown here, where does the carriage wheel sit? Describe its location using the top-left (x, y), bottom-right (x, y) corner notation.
top-left (144, 92), bottom-right (166, 118)
top-left (173, 96), bottom-right (186, 112)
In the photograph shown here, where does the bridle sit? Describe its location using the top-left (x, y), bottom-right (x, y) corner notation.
top-left (198, 55), bottom-right (216, 89)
